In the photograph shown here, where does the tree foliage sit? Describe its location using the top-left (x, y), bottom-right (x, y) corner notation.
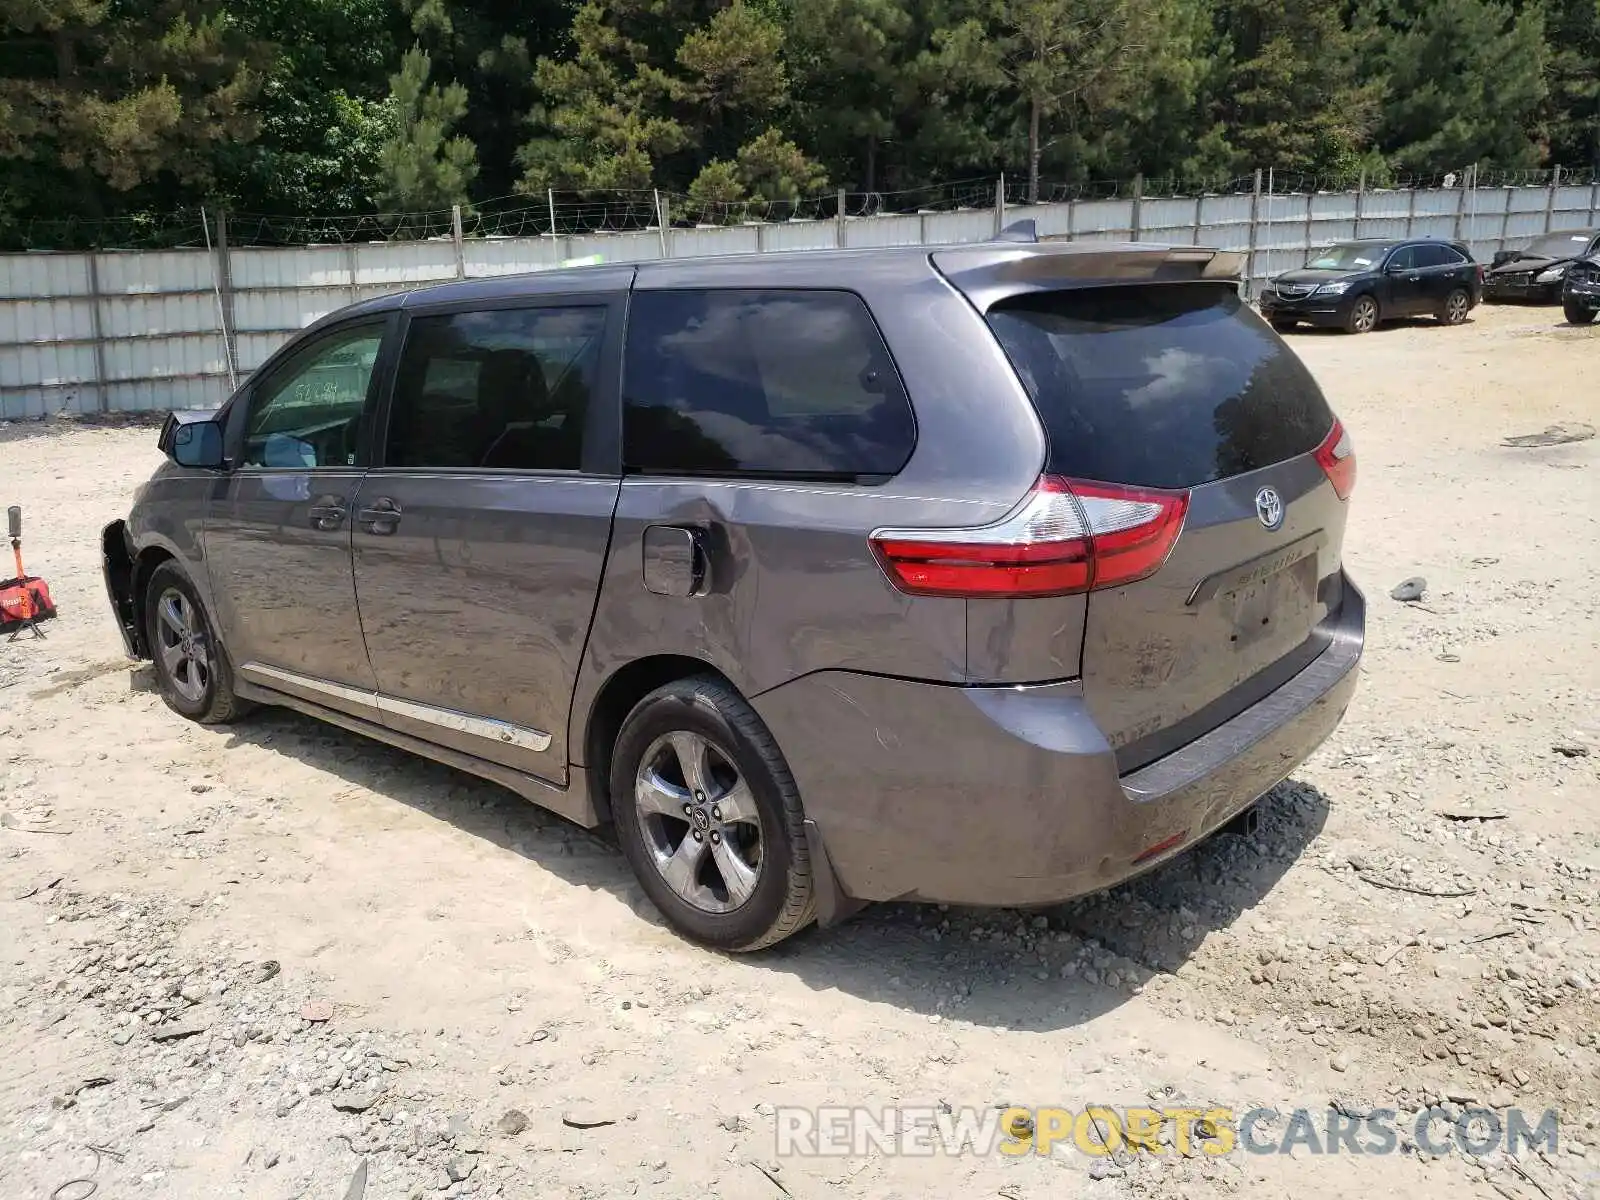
top-left (0, 0), bottom-right (1593, 237)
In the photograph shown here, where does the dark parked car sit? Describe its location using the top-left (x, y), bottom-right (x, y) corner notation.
top-left (1484, 229), bottom-right (1600, 303)
top-left (1563, 253), bottom-right (1600, 324)
top-left (102, 242), bottom-right (1364, 951)
top-left (1259, 239), bottom-right (1482, 334)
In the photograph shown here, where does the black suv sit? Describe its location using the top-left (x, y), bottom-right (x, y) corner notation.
top-left (1260, 239), bottom-right (1482, 334)
top-left (1563, 253), bottom-right (1600, 324)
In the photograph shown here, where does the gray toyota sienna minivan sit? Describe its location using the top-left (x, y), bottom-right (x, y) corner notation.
top-left (102, 240), bottom-right (1363, 951)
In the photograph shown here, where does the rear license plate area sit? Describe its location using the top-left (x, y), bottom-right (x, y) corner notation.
top-left (1222, 556), bottom-right (1318, 653)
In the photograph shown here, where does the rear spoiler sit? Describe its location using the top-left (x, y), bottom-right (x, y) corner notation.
top-left (936, 239), bottom-right (1247, 310)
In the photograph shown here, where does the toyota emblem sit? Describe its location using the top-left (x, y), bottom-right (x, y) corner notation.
top-left (1255, 486), bottom-right (1285, 531)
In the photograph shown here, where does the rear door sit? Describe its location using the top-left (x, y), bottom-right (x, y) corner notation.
top-left (1415, 243), bottom-right (1468, 309)
top-left (984, 284), bottom-right (1354, 769)
top-left (1381, 245), bottom-right (1425, 316)
top-left (350, 294), bottom-right (625, 784)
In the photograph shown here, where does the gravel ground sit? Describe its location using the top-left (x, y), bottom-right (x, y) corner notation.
top-left (1, 302), bottom-right (1597, 1200)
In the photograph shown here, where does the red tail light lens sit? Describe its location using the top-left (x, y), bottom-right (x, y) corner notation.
top-left (1314, 419), bottom-right (1356, 500)
top-left (871, 477), bottom-right (1189, 599)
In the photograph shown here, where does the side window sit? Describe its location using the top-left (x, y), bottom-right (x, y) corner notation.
top-left (242, 324), bottom-right (383, 469)
top-left (385, 306), bottom-right (606, 471)
top-left (1386, 246), bottom-right (1418, 271)
top-left (1415, 244), bottom-right (1462, 268)
top-left (622, 289), bottom-right (916, 479)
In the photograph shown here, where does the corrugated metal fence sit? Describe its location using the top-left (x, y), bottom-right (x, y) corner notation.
top-left (4, 176), bottom-right (1600, 420)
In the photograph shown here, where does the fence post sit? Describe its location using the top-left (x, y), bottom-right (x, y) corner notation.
top-left (1545, 165), bottom-right (1561, 233)
top-left (1067, 193), bottom-right (1077, 241)
top-left (1192, 194), bottom-right (1203, 246)
top-left (1303, 185), bottom-right (1314, 258)
top-left (1354, 169), bottom-right (1366, 239)
top-left (1131, 173), bottom-right (1143, 241)
top-left (85, 249), bottom-right (110, 414)
top-left (344, 244), bottom-right (359, 305)
top-left (1498, 177), bottom-right (1513, 253)
top-left (994, 174), bottom-right (1006, 236)
top-left (1453, 171), bottom-right (1468, 242)
top-left (547, 189), bottom-right (559, 238)
top-left (1406, 185), bottom-right (1417, 239)
top-left (210, 208), bottom-right (239, 389)
top-left (1467, 164), bottom-right (1479, 254)
top-left (836, 188), bottom-right (846, 248)
top-left (1246, 168), bottom-right (1262, 299)
top-left (450, 205), bottom-right (466, 279)
top-left (653, 189), bottom-right (670, 258)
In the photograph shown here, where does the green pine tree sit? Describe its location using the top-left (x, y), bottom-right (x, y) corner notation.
top-left (0, 0), bottom-right (264, 221)
top-left (1357, 0), bottom-right (1547, 173)
top-left (375, 45), bottom-right (479, 210)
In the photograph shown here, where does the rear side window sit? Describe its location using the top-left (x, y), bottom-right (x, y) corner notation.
top-left (987, 284), bottom-right (1334, 490)
top-left (386, 306), bottom-right (606, 471)
top-left (622, 289), bottom-right (915, 480)
top-left (1415, 244), bottom-right (1466, 267)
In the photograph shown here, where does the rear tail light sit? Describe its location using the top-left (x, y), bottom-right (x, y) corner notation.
top-left (1313, 419), bottom-right (1356, 500)
top-left (870, 477), bottom-right (1189, 599)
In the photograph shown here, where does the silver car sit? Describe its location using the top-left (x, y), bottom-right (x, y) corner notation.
top-left (102, 241), bottom-right (1363, 950)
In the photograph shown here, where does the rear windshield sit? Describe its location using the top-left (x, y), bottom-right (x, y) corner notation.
top-left (986, 284), bottom-right (1335, 490)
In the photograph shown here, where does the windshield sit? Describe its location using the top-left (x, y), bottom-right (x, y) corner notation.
top-left (1522, 232), bottom-right (1593, 258)
top-left (1305, 244), bottom-right (1387, 271)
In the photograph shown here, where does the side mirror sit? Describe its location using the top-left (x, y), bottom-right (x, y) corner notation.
top-left (1385, 262), bottom-right (1409, 275)
top-left (160, 413), bottom-right (225, 469)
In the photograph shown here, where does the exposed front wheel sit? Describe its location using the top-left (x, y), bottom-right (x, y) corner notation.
top-left (610, 676), bottom-right (815, 951)
top-left (144, 561), bottom-right (251, 724)
top-left (1438, 288), bottom-right (1471, 326)
top-left (1564, 300), bottom-right (1598, 325)
top-left (1344, 295), bottom-right (1379, 334)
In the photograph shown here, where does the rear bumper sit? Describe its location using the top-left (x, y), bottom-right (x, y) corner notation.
top-left (754, 577), bottom-right (1364, 907)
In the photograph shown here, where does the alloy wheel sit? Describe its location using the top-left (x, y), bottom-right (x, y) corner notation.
top-left (634, 731), bottom-right (764, 913)
top-left (155, 588), bottom-right (211, 704)
top-left (1446, 291), bottom-right (1469, 324)
top-left (1352, 298), bottom-right (1377, 332)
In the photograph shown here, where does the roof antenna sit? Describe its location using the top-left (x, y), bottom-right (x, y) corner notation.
top-left (994, 218), bottom-right (1039, 244)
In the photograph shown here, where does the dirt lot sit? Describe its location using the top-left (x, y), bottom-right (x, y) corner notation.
top-left (2, 302), bottom-right (1598, 1200)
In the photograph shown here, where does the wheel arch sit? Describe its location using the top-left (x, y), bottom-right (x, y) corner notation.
top-left (578, 654), bottom-right (857, 928)
top-left (581, 654), bottom-right (736, 823)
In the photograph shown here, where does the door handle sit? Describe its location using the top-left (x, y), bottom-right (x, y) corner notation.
top-left (308, 497), bottom-right (346, 531)
top-left (357, 496), bottom-right (402, 535)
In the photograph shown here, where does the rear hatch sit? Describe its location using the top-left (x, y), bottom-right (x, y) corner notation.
top-left (982, 282), bottom-right (1355, 770)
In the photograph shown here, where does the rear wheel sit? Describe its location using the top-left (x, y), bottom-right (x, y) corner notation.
top-left (144, 561), bottom-right (250, 724)
top-left (1564, 300), bottom-right (1598, 325)
top-left (1437, 288), bottom-right (1471, 326)
top-left (1344, 295), bottom-right (1379, 334)
top-left (1269, 318), bottom-right (1298, 333)
top-left (610, 676), bottom-right (814, 951)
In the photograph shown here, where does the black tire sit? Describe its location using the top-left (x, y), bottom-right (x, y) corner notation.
top-left (1564, 300), bottom-right (1598, 326)
top-left (1344, 294), bottom-right (1379, 334)
top-left (1437, 287), bottom-right (1471, 326)
top-left (610, 676), bottom-right (814, 951)
top-left (144, 560), bottom-right (251, 724)
top-left (1269, 318), bottom-right (1298, 333)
